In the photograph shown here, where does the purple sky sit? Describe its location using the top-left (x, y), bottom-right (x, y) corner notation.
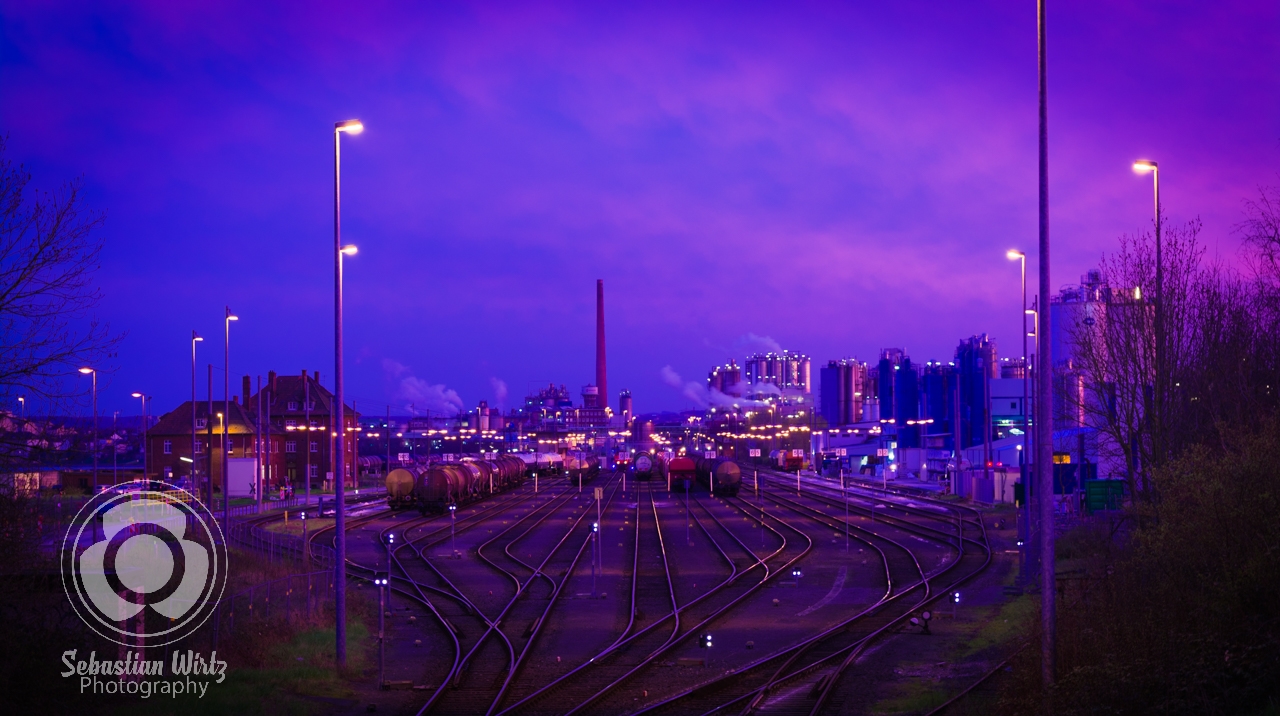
top-left (3, 1), bottom-right (1277, 417)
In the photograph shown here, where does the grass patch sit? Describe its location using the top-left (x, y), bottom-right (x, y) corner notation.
top-left (961, 594), bottom-right (1035, 658)
top-left (870, 677), bottom-right (950, 714)
top-left (124, 621), bottom-right (373, 716)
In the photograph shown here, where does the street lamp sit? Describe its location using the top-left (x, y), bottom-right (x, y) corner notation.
top-left (79, 367), bottom-right (97, 493)
top-left (192, 331), bottom-right (203, 496)
top-left (17, 396), bottom-right (23, 421)
top-left (333, 117), bottom-right (362, 668)
top-left (224, 308), bottom-right (238, 528)
top-left (132, 392), bottom-right (148, 479)
top-left (1007, 249), bottom-right (1032, 586)
top-left (1133, 159), bottom-right (1162, 465)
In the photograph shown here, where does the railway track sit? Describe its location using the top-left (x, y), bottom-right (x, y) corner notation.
top-left (622, 471), bottom-right (990, 716)
top-left (232, 467), bottom-right (995, 715)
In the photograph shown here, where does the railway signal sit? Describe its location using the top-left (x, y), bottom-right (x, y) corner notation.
top-left (449, 504), bottom-right (458, 555)
top-left (300, 511), bottom-right (308, 563)
top-left (952, 591), bottom-right (961, 619)
top-left (591, 521), bottom-right (599, 598)
top-left (700, 633), bottom-right (713, 667)
top-left (374, 571), bottom-right (389, 688)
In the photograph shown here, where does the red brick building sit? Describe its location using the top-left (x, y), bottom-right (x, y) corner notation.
top-left (145, 369), bottom-right (358, 493)
top-left (245, 370), bottom-right (359, 491)
top-left (145, 399), bottom-right (283, 491)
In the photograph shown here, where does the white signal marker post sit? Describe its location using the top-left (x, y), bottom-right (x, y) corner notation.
top-left (595, 486), bottom-right (604, 570)
top-left (591, 521), bottom-right (599, 598)
top-left (842, 468), bottom-right (849, 552)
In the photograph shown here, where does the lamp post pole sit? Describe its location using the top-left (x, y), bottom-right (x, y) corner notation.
top-left (132, 392), bottom-right (148, 479)
top-left (333, 117), bottom-right (363, 668)
top-left (79, 368), bottom-right (97, 493)
top-left (1134, 159), bottom-right (1161, 476)
top-left (192, 331), bottom-right (203, 494)
top-left (1008, 250), bottom-right (1031, 585)
top-left (1036, 0), bottom-right (1056, 695)
top-left (224, 307), bottom-right (238, 527)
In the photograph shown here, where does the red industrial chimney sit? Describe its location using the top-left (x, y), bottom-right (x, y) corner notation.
top-left (596, 279), bottom-right (608, 413)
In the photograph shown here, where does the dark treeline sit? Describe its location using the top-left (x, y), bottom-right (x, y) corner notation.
top-left (1002, 184), bottom-right (1280, 714)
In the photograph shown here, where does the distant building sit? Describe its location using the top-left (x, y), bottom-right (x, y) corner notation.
top-left (707, 359), bottom-right (743, 396)
top-left (618, 390), bottom-right (633, 427)
top-left (876, 348), bottom-right (906, 422)
top-left (744, 351), bottom-right (811, 397)
top-left (819, 359), bottom-right (868, 426)
top-left (954, 335), bottom-right (998, 450)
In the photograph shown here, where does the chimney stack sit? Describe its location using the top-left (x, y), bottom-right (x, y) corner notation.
top-left (242, 376), bottom-right (252, 406)
top-left (596, 279), bottom-right (608, 413)
top-left (268, 370), bottom-right (277, 394)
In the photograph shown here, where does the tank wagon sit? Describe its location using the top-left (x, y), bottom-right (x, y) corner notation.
top-left (631, 453), bottom-right (666, 481)
top-left (695, 457), bottom-right (742, 496)
top-left (385, 466), bottom-right (420, 509)
top-left (386, 455), bottom-right (525, 513)
top-left (564, 453), bottom-right (601, 484)
top-left (515, 452), bottom-right (564, 475)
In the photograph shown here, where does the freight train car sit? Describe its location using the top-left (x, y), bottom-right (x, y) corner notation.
top-left (669, 456), bottom-right (697, 492)
top-left (388, 455), bottom-right (526, 513)
top-left (632, 453), bottom-right (657, 481)
top-left (564, 453), bottom-right (601, 484)
top-left (695, 457), bottom-right (742, 496)
top-left (514, 452), bottom-right (564, 475)
top-left (385, 466), bottom-right (421, 509)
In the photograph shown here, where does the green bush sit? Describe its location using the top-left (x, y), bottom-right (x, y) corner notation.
top-left (1000, 421), bottom-right (1280, 715)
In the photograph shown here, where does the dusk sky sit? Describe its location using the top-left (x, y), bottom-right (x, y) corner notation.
top-left (3, 1), bottom-right (1277, 418)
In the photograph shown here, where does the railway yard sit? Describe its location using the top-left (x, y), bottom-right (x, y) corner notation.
top-left (239, 466), bottom-right (1019, 716)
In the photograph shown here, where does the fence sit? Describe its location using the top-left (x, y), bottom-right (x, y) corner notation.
top-left (226, 487), bottom-right (386, 519)
top-left (214, 570), bottom-right (336, 639)
top-left (225, 519), bottom-right (338, 569)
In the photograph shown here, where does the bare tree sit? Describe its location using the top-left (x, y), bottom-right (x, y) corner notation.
top-left (0, 136), bottom-right (120, 468)
top-left (1066, 219), bottom-right (1204, 505)
top-left (1237, 182), bottom-right (1280, 283)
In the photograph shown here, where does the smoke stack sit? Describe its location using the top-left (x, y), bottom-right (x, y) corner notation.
top-left (596, 279), bottom-right (607, 413)
top-left (242, 375), bottom-right (251, 406)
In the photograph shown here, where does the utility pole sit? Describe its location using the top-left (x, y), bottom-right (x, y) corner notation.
top-left (257, 376), bottom-right (263, 513)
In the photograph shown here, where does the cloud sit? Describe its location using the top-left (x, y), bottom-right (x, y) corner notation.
top-left (736, 333), bottom-right (784, 354)
top-left (661, 365), bottom-right (765, 409)
top-left (382, 359), bottom-right (464, 415)
top-left (489, 377), bottom-right (508, 409)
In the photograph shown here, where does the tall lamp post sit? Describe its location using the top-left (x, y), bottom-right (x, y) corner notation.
top-left (132, 392), bottom-right (148, 479)
top-left (224, 308), bottom-right (238, 528)
top-left (1035, 0), bottom-right (1056, 695)
top-left (1133, 159), bottom-right (1161, 472)
top-left (333, 117), bottom-right (363, 667)
top-left (1007, 249), bottom-right (1031, 585)
top-left (192, 331), bottom-right (203, 495)
top-left (79, 367), bottom-right (97, 493)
